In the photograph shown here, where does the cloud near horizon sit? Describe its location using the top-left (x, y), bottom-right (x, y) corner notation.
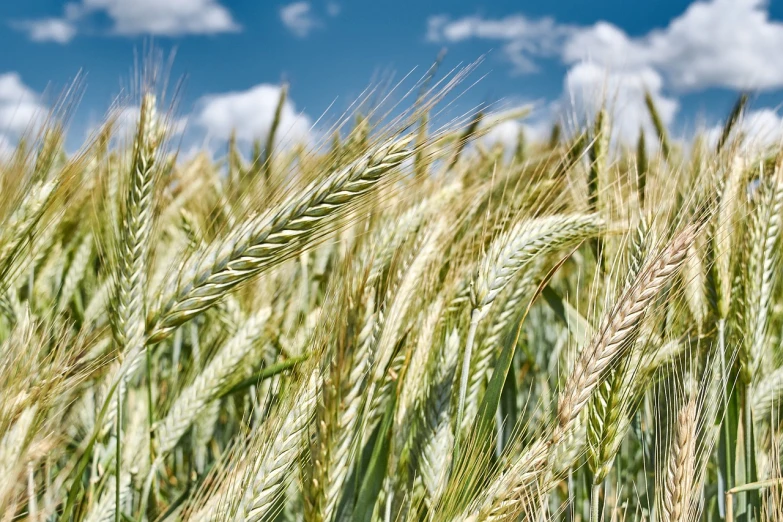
top-left (428, 0), bottom-right (783, 144)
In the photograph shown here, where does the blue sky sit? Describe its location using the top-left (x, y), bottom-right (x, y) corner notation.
top-left (1, 0), bottom-right (783, 153)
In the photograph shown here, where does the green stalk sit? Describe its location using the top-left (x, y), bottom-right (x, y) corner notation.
top-left (590, 483), bottom-right (602, 522)
top-left (716, 93), bottom-right (748, 153)
top-left (644, 91), bottom-right (671, 159)
top-left (637, 129), bottom-right (647, 209)
top-left (217, 355), bottom-right (309, 398)
top-left (455, 309), bottom-right (481, 457)
top-left (742, 383), bottom-right (759, 521)
top-left (718, 319), bottom-right (735, 518)
top-left (146, 345), bottom-right (154, 458)
top-left (145, 345), bottom-right (156, 519)
top-left (115, 388), bottom-right (122, 522)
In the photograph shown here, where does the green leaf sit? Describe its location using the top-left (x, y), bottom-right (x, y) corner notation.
top-left (217, 354), bottom-right (309, 399)
top-left (542, 285), bottom-right (593, 345)
top-left (352, 391), bottom-right (397, 522)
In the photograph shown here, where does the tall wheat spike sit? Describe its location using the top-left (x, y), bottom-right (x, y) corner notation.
top-left (744, 159), bottom-right (783, 376)
top-left (111, 93), bottom-right (160, 377)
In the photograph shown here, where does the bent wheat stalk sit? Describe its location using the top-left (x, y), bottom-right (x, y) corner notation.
top-left (456, 213), bottom-right (603, 449)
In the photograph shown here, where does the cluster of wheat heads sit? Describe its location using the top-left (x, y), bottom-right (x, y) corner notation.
top-left (2, 75), bottom-right (783, 522)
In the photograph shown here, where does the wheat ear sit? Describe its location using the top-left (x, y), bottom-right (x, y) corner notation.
top-left (744, 160), bottom-right (783, 375)
top-left (412, 328), bottom-right (460, 504)
top-left (57, 231), bottom-right (93, 313)
top-left (147, 136), bottom-right (414, 344)
top-left (311, 293), bottom-right (377, 521)
top-left (240, 371), bottom-right (319, 522)
top-left (555, 224), bottom-right (696, 443)
top-left (462, 269), bottom-right (537, 431)
top-left (468, 438), bottom-right (551, 521)
top-left (155, 306), bottom-right (271, 456)
top-left (662, 397), bottom-right (698, 522)
top-left (110, 92), bottom-right (161, 394)
top-left (0, 179), bottom-right (58, 286)
top-left (457, 214), bottom-right (603, 446)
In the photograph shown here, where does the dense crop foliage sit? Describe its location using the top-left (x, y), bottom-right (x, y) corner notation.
top-left (1, 71), bottom-right (782, 522)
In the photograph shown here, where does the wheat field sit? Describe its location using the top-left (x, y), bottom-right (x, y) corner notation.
top-left (0, 67), bottom-right (782, 522)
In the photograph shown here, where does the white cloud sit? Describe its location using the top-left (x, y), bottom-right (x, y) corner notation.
top-left (326, 2), bottom-right (341, 17)
top-left (736, 109), bottom-right (783, 146)
top-left (15, 19), bottom-right (77, 43)
top-left (425, 0), bottom-right (783, 145)
top-left (194, 84), bottom-right (312, 147)
top-left (0, 73), bottom-right (39, 104)
top-left (429, 0), bottom-right (783, 91)
top-left (82, 0), bottom-right (239, 36)
top-left (280, 2), bottom-right (320, 38)
top-left (0, 134), bottom-right (13, 158)
top-left (16, 0), bottom-right (239, 42)
top-left (481, 120), bottom-right (525, 150)
top-left (480, 114), bottom-right (552, 151)
top-left (704, 108), bottom-right (783, 151)
top-left (559, 62), bottom-right (678, 145)
top-left (426, 14), bottom-right (575, 73)
top-left (0, 73), bottom-right (47, 149)
top-left (563, 0), bottom-right (783, 91)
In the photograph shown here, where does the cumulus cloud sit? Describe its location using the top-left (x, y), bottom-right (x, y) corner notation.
top-left (563, 0), bottom-right (783, 91)
top-left (194, 84), bottom-right (312, 147)
top-left (16, 0), bottom-right (239, 42)
top-left (480, 120), bottom-right (525, 150)
top-left (560, 63), bottom-right (678, 145)
top-left (427, 14), bottom-right (575, 73)
top-left (14, 18), bottom-right (77, 43)
top-left (0, 73), bottom-right (47, 153)
top-left (280, 2), bottom-right (320, 38)
top-left (704, 108), bottom-right (783, 151)
top-left (0, 134), bottom-right (13, 158)
top-left (426, 0), bottom-right (783, 145)
top-left (428, 0), bottom-right (783, 91)
top-left (0, 73), bottom-right (47, 136)
top-left (478, 109), bottom-right (553, 151)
